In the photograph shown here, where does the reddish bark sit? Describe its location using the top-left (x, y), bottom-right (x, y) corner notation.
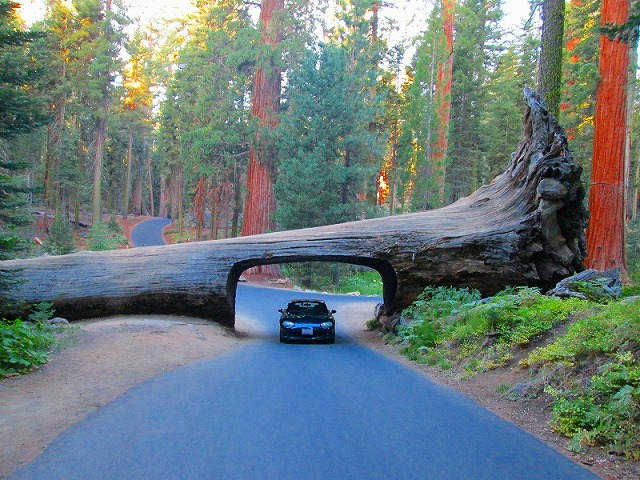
top-left (194, 178), bottom-right (206, 241)
top-left (430, 0), bottom-right (454, 207)
top-left (586, 0), bottom-right (630, 271)
top-left (241, 0), bottom-right (284, 238)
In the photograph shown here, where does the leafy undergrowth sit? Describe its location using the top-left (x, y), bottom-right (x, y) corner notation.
top-left (389, 285), bottom-right (640, 459)
top-left (335, 271), bottom-right (382, 295)
top-left (0, 303), bottom-right (77, 377)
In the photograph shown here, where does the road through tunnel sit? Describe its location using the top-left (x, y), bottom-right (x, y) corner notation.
top-left (227, 256), bottom-right (397, 329)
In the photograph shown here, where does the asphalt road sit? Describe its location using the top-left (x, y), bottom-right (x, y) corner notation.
top-left (9, 284), bottom-right (600, 479)
top-left (130, 218), bottom-right (172, 247)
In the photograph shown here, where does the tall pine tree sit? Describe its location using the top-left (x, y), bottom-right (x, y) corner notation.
top-left (0, 0), bottom-right (48, 304)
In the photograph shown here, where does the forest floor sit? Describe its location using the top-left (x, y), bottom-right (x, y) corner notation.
top-left (2, 214), bottom-right (638, 479)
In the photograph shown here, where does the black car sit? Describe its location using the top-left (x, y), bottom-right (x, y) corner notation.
top-left (278, 299), bottom-right (336, 344)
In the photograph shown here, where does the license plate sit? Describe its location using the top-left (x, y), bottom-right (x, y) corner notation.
top-left (301, 327), bottom-right (314, 336)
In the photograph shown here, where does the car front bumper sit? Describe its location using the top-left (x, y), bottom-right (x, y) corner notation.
top-left (280, 323), bottom-right (334, 342)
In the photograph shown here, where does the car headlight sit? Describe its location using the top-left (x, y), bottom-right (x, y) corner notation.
top-left (282, 321), bottom-right (295, 328)
top-left (320, 321), bottom-right (333, 328)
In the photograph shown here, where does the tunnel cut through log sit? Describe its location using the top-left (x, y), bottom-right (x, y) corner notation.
top-left (226, 256), bottom-right (397, 318)
top-left (0, 89), bottom-right (587, 327)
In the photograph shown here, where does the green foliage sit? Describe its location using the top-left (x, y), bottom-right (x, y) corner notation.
top-left (44, 215), bottom-right (76, 256)
top-left (447, 0), bottom-right (504, 202)
top-left (402, 285), bottom-right (481, 321)
top-left (546, 352), bottom-right (640, 459)
top-left (0, 318), bottom-right (54, 375)
top-left (517, 299), bottom-right (640, 458)
top-left (275, 41), bottom-right (382, 230)
top-left (336, 271), bottom-right (382, 296)
top-left (281, 263), bottom-right (381, 296)
top-left (364, 317), bottom-right (381, 331)
top-left (397, 286), bottom-right (589, 372)
top-left (560, 0), bottom-right (600, 171)
top-left (0, 0), bottom-right (49, 138)
top-left (88, 220), bottom-right (127, 251)
top-left (524, 299), bottom-right (640, 366)
top-left (0, 1), bottom-right (45, 272)
top-left (28, 302), bottom-right (55, 324)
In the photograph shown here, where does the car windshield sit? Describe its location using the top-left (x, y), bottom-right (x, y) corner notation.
top-left (287, 301), bottom-right (328, 315)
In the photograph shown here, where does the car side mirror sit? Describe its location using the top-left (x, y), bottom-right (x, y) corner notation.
top-left (331, 310), bottom-right (337, 314)
top-left (278, 309), bottom-right (284, 313)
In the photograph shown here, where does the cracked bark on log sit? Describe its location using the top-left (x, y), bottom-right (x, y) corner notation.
top-left (0, 89), bottom-right (586, 326)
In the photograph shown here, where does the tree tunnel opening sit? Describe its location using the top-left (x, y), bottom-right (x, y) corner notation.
top-left (226, 255), bottom-right (398, 330)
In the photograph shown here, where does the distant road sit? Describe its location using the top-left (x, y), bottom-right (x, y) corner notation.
top-left (9, 285), bottom-right (601, 480)
top-left (130, 218), bottom-right (172, 247)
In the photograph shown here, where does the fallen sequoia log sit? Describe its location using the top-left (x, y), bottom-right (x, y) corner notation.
top-left (0, 89), bottom-right (587, 327)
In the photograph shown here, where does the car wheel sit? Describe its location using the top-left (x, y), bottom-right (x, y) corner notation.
top-left (327, 332), bottom-right (335, 344)
top-left (279, 332), bottom-right (287, 343)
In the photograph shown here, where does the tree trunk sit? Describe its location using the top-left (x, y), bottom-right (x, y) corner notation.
top-left (2, 90), bottom-right (587, 327)
top-left (625, 40), bottom-right (637, 221)
top-left (431, 0), bottom-right (454, 208)
top-left (241, 0), bottom-right (284, 277)
top-left (147, 154), bottom-right (155, 217)
top-left (231, 178), bottom-right (241, 237)
top-left (91, 0), bottom-right (113, 225)
top-left (632, 159), bottom-right (639, 221)
top-left (132, 171), bottom-right (143, 216)
top-left (91, 115), bottom-right (107, 225)
top-left (159, 178), bottom-right (167, 218)
top-left (122, 128), bottom-right (133, 219)
top-left (586, 0), bottom-right (630, 271)
top-left (538, 0), bottom-right (565, 118)
top-left (241, 0), bottom-right (284, 238)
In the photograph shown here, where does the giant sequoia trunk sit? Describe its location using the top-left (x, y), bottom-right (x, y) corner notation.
top-left (241, 0), bottom-right (284, 238)
top-left (586, 0), bottom-right (630, 271)
top-left (0, 90), bottom-right (586, 327)
top-left (430, 0), bottom-right (455, 207)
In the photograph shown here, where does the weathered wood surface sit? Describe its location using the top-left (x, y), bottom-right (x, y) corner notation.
top-left (0, 89), bottom-right (586, 327)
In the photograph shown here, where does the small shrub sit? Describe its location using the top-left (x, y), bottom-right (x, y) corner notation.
top-left (364, 317), bottom-right (380, 331)
top-left (88, 220), bottom-right (127, 251)
top-left (28, 302), bottom-right (55, 323)
top-left (0, 318), bottom-right (54, 375)
top-left (107, 215), bottom-right (124, 235)
top-left (44, 215), bottom-right (76, 255)
top-left (496, 383), bottom-right (512, 396)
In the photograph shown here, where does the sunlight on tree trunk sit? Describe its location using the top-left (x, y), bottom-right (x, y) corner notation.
top-left (586, 0), bottom-right (630, 271)
top-left (431, 0), bottom-right (454, 208)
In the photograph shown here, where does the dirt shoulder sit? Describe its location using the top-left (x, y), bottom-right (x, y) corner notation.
top-left (0, 316), bottom-right (241, 478)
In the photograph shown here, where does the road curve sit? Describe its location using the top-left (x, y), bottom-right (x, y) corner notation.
top-left (9, 285), bottom-right (601, 480)
top-left (130, 218), bottom-right (172, 247)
